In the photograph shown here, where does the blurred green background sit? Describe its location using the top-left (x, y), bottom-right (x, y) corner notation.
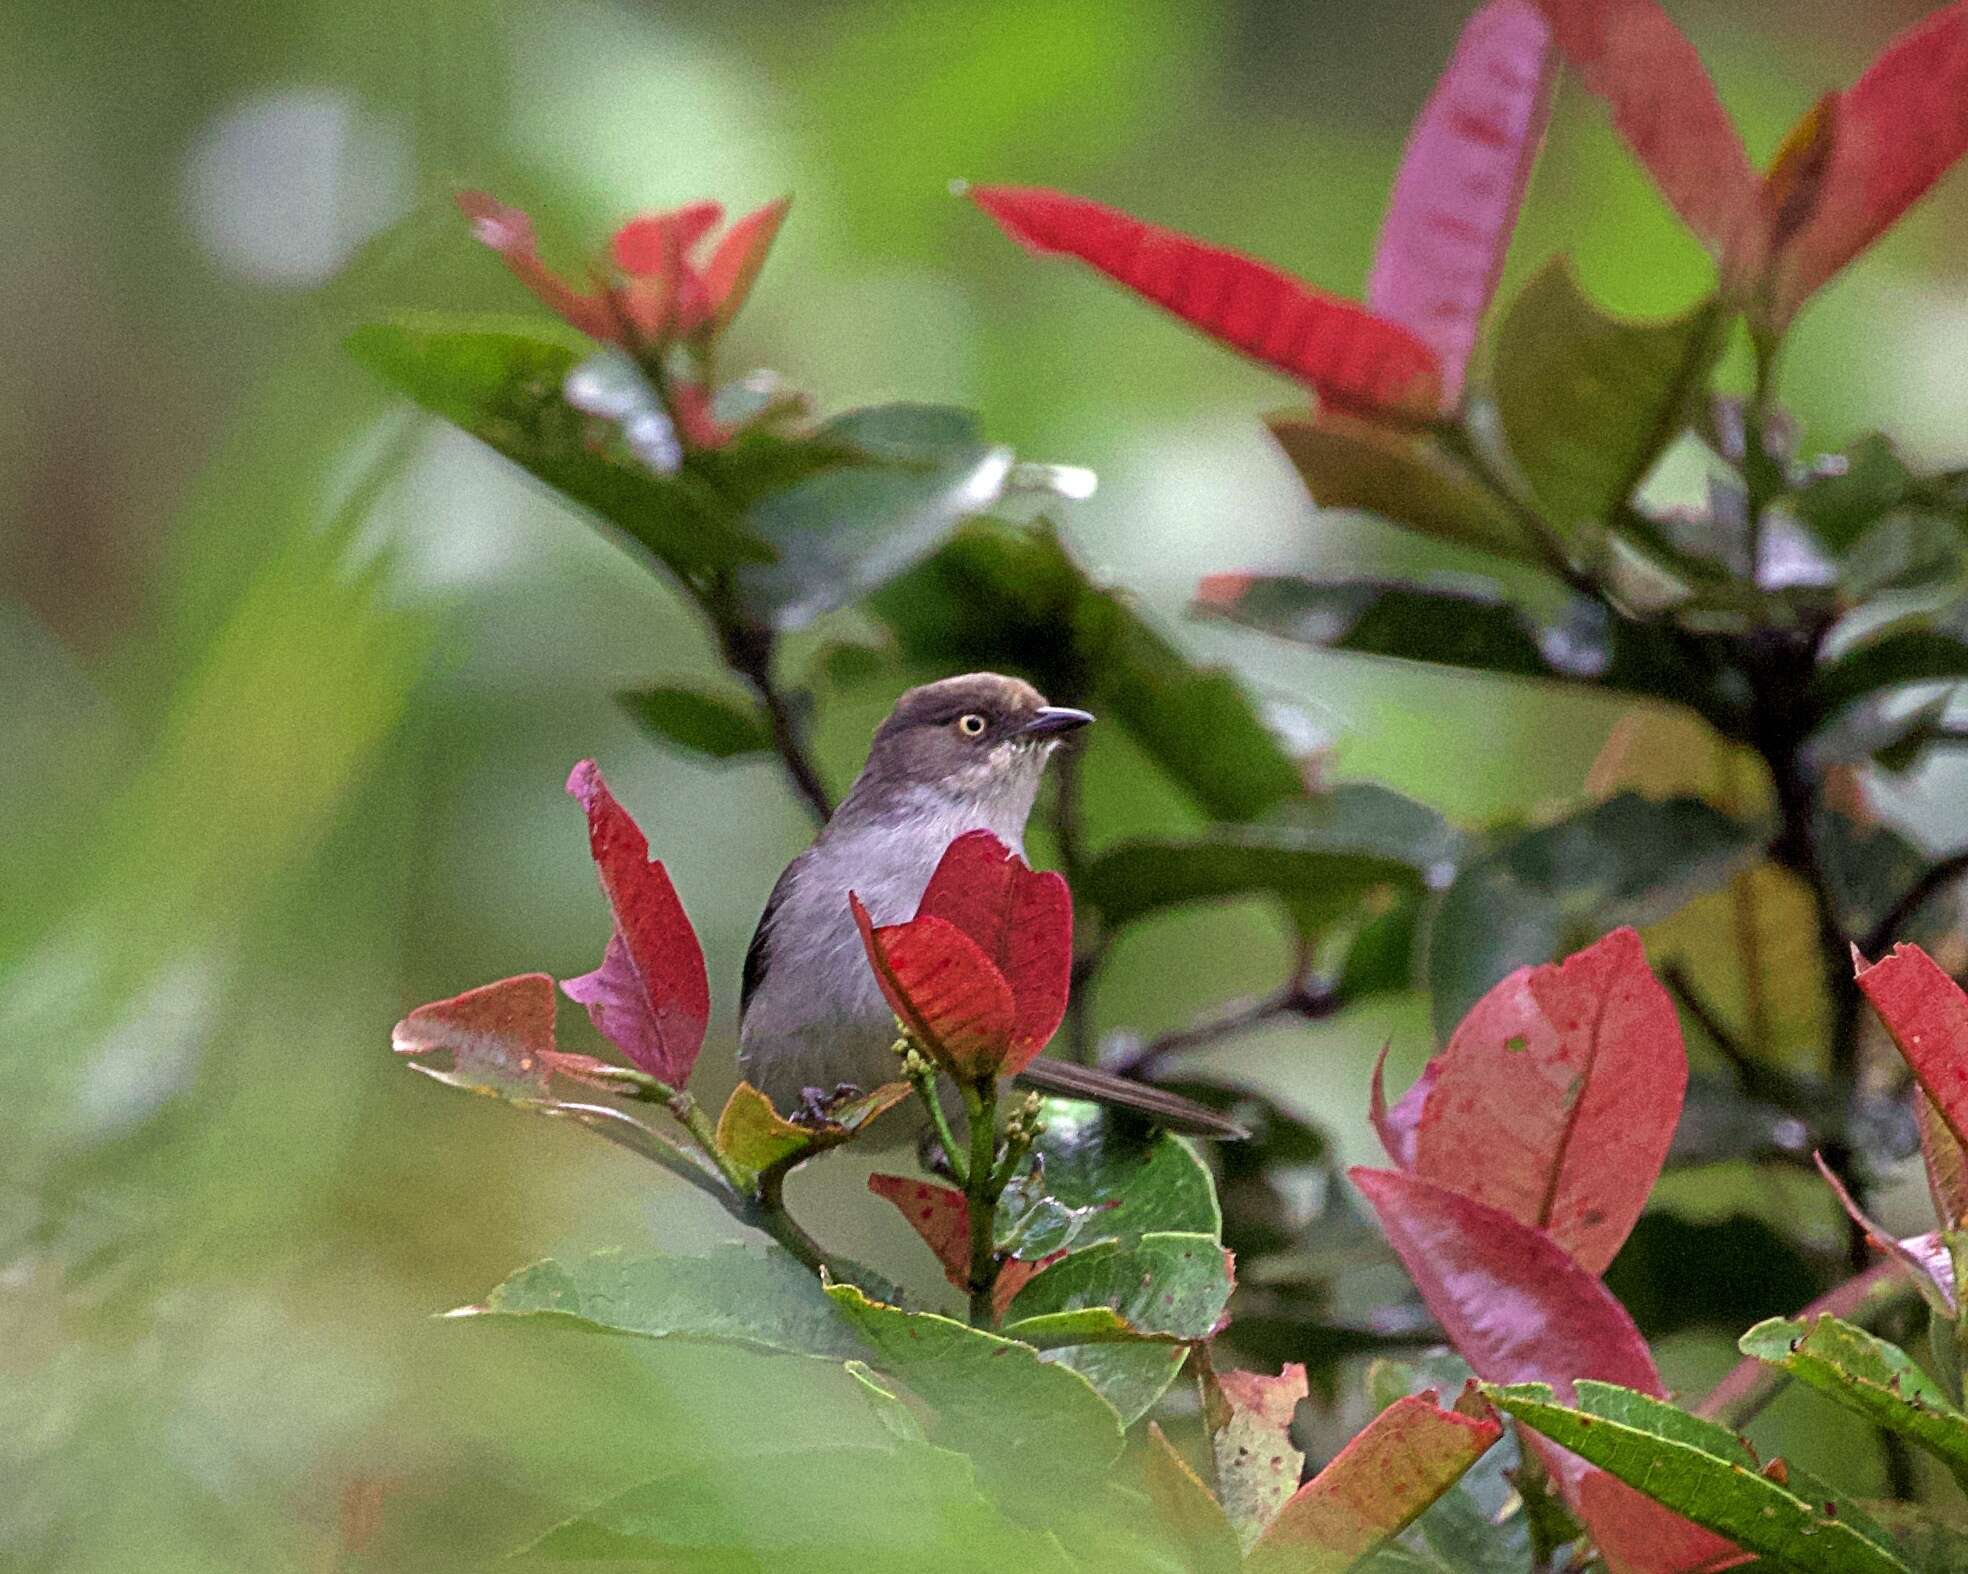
top-left (6, 1), bottom-right (1968, 1567)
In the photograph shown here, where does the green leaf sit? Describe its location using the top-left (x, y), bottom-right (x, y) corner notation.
top-left (1603, 1214), bottom-right (1820, 1338)
top-left (347, 318), bottom-right (771, 577)
top-left (714, 1080), bottom-right (914, 1178)
top-left (519, 1441), bottom-right (1081, 1571)
top-left (457, 1245), bottom-right (869, 1361)
top-left (871, 522), bottom-right (1306, 822)
top-left (1202, 1359), bottom-right (1306, 1551)
top-left (1739, 1314), bottom-right (1968, 1491)
top-left (1080, 785), bottom-right (1462, 932)
top-left (1793, 435), bottom-right (1918, 553)
top-left (616, 682), bottom-right (771, 761)
top-left (1027, 1101), bottom-right (1221, 1242)
top-left (1267, 412), bottom-right (1535, 565)
top-left (844, 1361), bottom-right (927, 1445)
top-left (736, 404), bottom-right (1014, 629)
top-left (1839, 513), bottom-right (1967, 600)
top-left (1812, 607), bottom-right (1968, 724)
top-left (1493, 259), bottom-right (1724, 534)
top-left (1137, 1425), bottom-right (1243, 1574)
top-left (1487, 1380), bottom-right (1909, 1573)
top-left (1427, 794), bottom-right (1760, 1034)
top-left (824, 1283), bottom-right (1126, 1482)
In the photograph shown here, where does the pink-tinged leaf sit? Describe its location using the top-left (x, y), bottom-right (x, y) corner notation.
top-left (456, 190), bottom-right (616, 340)
top-left (609, 201), bottom-right (724, 275)
top-left (1580, 1472), bottom-right (1754, 1574)
top-left (715, 1080), bottom-right (913, 1177)
top-left (1351, 1167), bottom-right (1662, 1498)
top-left (702, 197), bottom-right (791, 334)
top-left (1370, 1039), bottom-right (1433, 1169)
top-left (851, 899), bottom-right (1017, 1078)
top-left (1770, 2), bottom-right (1968, 323)
top-left (1141, 1424), bottom-right (1242, 1574)
top-left (1411, 927), bottom-right (1684, 1275)
top-left (915, 830), bottom-right (1073, 1075)
top-left (392, 973), bottom-right (616, 1096)
top-left (1855, 941), bottom-right (1968, 1154)
top-left (1814, 1151), bottom-right (1958, 1315)
top-left (562, 760), bottom-right (711, 1086)
top-left (969, 185), bottom-right (1444, 422)
top-left (865, 1173), bottom-right (1046, 1319)
top-left (1531, 0), bottom-right (1759, 258)
top-left (1368, 0), bottom-right (1556, 405)
top-left (1201, 1358), bottom-right (1308, 1551)
top-left (1918, 1089), bottom-right (1968, 1231)
top-left (1245, 1394), bottom-right (1503, 1574)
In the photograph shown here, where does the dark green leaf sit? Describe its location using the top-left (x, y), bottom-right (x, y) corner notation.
top-left (1793, 435), bottom-right (1918, 553)
top-left (1488, 1380), bottom-right (1908, 1573)
top-left (1813, 607), bottom-right (1968, 724)
top-left (457, 1245), bottom-right (869, 1360)
top-left (1149, 1078), bottom-right (1334, 1264)
top-left (993, 1169), bottom-right (1117, 1261)
top-left (1739, 1314), bottom-right (1968, 1491)
top-left (1818, 807), bottom-right (1951, 945)
top-left (616, 682), bottom-right (771, 761)
top-left (1027, 1100), bottom-right (1221, 1242)
top-left (1426, 794), bottom-right (1760, 1034)
top-left (1336, 895), bottom-right (1423, 1006)
top-left (1603, 1213), bottom-right (1822, 1338)
top-left (1078, 785), bottom-right (1462, 931)
top-left (1839, 513), bottom-right (1967, 600)
top-left (1493, 259), bottom-right (1724, 534)
top-left (872, 522), bottom-right (1306, 822)
top-left (347, 318), bottom-right (772, 576)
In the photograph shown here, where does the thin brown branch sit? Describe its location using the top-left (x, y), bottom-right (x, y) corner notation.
top-left (1110, 946), bottom-right (1338, 1080)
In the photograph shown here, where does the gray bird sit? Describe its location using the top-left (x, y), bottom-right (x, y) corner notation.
top-left (738, 671), bottom-right (1242, 1138)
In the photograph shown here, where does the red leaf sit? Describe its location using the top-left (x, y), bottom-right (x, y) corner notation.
top-left (1580, 1473), bottom-right (1753, 1574)
top-left (1408, 927), bottom-right (1684, 1275)
top-left (610, 202), bottom-right (725, 275)
top-left (915, 830), bottom-right (1072, 1075)
top-left (1856, 941), bottom-right (1968, 1155)
top-left (969, 185), bottom-right (1444, 421)
top-left (1770, 2), bottom-right (1968, 323)
top-left (455, 191), bottom-right (616, 341)
top-left (851, 898), bottom-right (1017, 1078)
top-left (1350, 1167), bottom-right (1662, 1497)
top-left (1367, 0), bottom-right (1556, 405)
top-left (1369, 1039), bottom-right (1432, 1169)
top-left (1530, 0), bottom-right (1759, 258)
top-left (561, 760), bottom-right (711, 1086)
top-left (1245, 1394), bottom-right (1502, 1574)
top-left (702, 197), bottom-right (791, 334)
top-left (866, 1173), bottom-right (1045, 1319)
top-left (391, 973), bottom-right (620, 1094)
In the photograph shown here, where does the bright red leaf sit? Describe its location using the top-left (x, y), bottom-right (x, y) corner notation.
top-left (1367, 0), bottom-right (1556, 405)
top-left (866, 1173), bottom-right (1048, 1320)
top-left (1396, 928), bottom-right (1685, 1275)
top-left (1244, 1393), bottom-right (1502, 1574)
top-left (969, 185), bottom-right (1445, 422)
top-left (851, 901), bottom-right (1017, 1078)
top-left (1530, 0), bottom-right (1760, 258)
top-left (1769, 1), bottom-right (1968, 324)
top-left (1855, 941), bottom-right (1968, 1153)
top-left (561, 760), bottom-right (711, 1086)
top-left (392, 972), bottom-right (616, 1095)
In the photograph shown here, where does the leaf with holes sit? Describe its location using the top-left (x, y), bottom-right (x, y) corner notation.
top-left (1202, 1358), bottom-right (1307, 1551)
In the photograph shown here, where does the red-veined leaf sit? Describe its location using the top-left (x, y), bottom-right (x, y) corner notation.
top-left (1406, 927), bottom-right (1684, 1275)
top-left (916, 829), bottom-right (1072, 1075)
top-left (1368, 0), bottom-right (1556, 405)
top-left (1244, 1393), bottom-right (1502, 1574)
top-left (455, 190), bottom-right (615, 340)
top-left (561, 760), bottom-right (711, 1085)
top-left (1201, 1357), bottom-right (1308, 1550)
top-left (1770, 1), bottom-right (1968, 324)
top-left (1531, 0), bottom-right (1759, 258)
top-left (1855, 941), bottom-right (1968, 1154)
top-left (866, 1173), bottom-right (1048, 1319)
top-left (850, 899), bottom-right (1016, 1078)
top-left (703, 197), bottom-right (792, 334)
top-left (969, 185), bottom-right (1444, 421)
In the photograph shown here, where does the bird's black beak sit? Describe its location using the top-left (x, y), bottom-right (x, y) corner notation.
top-left (1019, 706), bottom-right (1094, 738)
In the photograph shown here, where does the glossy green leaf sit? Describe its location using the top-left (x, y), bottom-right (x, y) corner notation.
top-left (824, 1284), bottom-right (1125, 1482)
top-left (1150, 1077), bottom-right (1334, 1265)
top-left (616, 682), bottom-right (771, 761)
top-left (1488, 1380), bottom-right (1907, 1573)
top-left (1493, 259), bottom-right (1724, 533)
top-left (1267, 411), bottom-right (1535, 565)
top-left (872, 522), bottom-right (1306, 822)
top-left (736, 404), bottom-right (1014, 629)
top-left (1812, 607), bottom-right (1968, 724)
top-left (1426, 793), bottom-right (1759, 1034)
top-left (1793, 435), bottom-right (1918, 553)
top-left (1027, 1099), bottom-right (1221, 1242)
top-left (519, 1442), bottom-right (1080, 1571)
top-left (347, 318), bottom-right (772, 577)
top-left (456, 1245), bottom-right (869, 1361)
top-left (1079, 785), bottom-right (1462, 931)
top-left (1740, 1314), bottom-right (1968, 1491)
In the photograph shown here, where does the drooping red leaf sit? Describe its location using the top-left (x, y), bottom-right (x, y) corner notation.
top-left (865, 1173), bottom-right (1047, 1319)
top-left (702, 197), bottom-right (792, 334)
top-left (1855, 941), bottom-right (1968, 1154)
top-left (969, 185), bottom-right (1444, 421)
top-left (1769, 2), bottom-right (1968, 324)
top-left (1245, 1393), bottom-right (1502, 1574)
top-left (391, 971), bottom-right (615, 1096)
top-left (850, 899), bottom-right (1016, 1078)
top-left (1369, 1039), bottom-right (1433, 1169)
top-left (1350, 1167), bottom-right (1662, 1497)
top-left (1530, 0), bottom-right (1759, 258)
top-left (1367, 0), bottom-right (1556, 405)
top-left (1407, 927), bottom-right (1684, 1275)
top-left (455, 191), bottom-right (616, 340)
top-left (561, 760), bottom-right (711, 1086)
top-left (1201, 1358), bottom-right (1309, 1550)
top-left (915, 829), bottom-right (1072, 1075)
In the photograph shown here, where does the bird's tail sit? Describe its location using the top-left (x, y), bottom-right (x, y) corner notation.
top-left (1012, 1059), bottom-right (1249, 1140)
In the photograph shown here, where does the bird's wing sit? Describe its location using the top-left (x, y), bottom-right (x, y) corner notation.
top-left (739, 853), bottom-right (804, 1025)
top-left (1012, 1059), bottom-right (1249, 1140)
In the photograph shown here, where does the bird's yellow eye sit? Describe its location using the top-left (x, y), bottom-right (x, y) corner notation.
top-left (956, 713), bottom-right (987, 738)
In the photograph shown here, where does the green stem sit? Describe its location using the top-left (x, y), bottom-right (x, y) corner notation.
top-left (1741, 338), bottom-right (1786, 579)
top-left (910, 1061), bottom-right (969, 1184)
top-left (965, 1079), bottom-right (1001, 1327)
